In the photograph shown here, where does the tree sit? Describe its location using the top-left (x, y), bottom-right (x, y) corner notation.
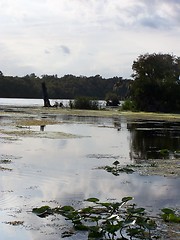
top-left (42, 82), bottom-right (51, 107)
top-left (131, 53), bottom-right (180, 112)
top-left (113, 78), bottom-right (132, 100)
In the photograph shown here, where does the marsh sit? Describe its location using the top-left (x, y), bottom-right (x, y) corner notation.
top-left (0, 99), bottom-right (180, 239)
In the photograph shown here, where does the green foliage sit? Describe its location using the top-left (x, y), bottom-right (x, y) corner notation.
top-left (121, 100), bottom-right (136, 111)
top-left (0, 72), bottom-right (131, 99)
top-left (32, 205), bottom-right (52, 217)
top-left (159, 149), bottom-right (169, 158)
top-left (73, 97), bottom-right (99, 110)
top-left (85, 197), bottom-right (100, 203)
top-left (113, 79), bottom-right (133, 100)
top-left (131, 53), bottom-right (180, 113)
top-left (105, 92), bottom-right (120, 106)
top-left (33, 197), bottom-right (159, 239)
top-left (102, 161), bottom-right (134, 176)
top-left (161, 208), bottom-right (180, 223)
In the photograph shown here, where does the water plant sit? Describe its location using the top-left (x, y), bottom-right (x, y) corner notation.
top-left (161, 208), bottom-right (180, 223)
top-left (0, 159), bottom-right (12, 164)
top-left (102, 161), bottom-right (134, 176)
top-left (33, 196), bottom-right (158, 239)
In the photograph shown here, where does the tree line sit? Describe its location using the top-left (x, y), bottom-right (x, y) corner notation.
top-left (0, 53), bottom-right (180, 113)
top-left (0, 72), bottom-right (131, 100)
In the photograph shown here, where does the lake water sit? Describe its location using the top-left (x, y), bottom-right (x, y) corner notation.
top-left (0, 98), bottom-right (180, 239)
top-left (0, 98), bottom-right (70, 107)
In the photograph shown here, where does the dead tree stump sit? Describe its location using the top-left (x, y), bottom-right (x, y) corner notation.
top-left (42, 82), bottom-right (51, 107)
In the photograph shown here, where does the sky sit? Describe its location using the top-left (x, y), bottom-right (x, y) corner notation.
top-left (0, 0), bottom-right (180, 79)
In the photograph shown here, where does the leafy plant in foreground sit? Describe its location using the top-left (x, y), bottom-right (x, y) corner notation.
top-left (33, 196), bottom-right (158, 239)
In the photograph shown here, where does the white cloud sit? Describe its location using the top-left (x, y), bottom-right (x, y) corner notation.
top-left (0, 0), bottom-right (180, 78)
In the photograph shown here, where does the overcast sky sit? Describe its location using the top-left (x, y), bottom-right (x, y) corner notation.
top-left (0, 0), bottom-right (180, 78)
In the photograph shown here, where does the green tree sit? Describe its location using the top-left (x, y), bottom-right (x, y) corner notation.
top-left (131, 53), bottom-right (180, 112)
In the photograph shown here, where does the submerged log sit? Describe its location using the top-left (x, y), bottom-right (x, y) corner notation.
top-left (42, 82), bottom-right (51, 107)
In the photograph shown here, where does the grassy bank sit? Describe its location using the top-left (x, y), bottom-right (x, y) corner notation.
top-left (1, 105), bottom-right (180, 121)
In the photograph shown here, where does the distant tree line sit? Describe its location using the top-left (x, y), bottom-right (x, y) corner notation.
top-left (1, 52), bottom-right (180, 113)
top-left (0, 72), bottom-right (131, 100)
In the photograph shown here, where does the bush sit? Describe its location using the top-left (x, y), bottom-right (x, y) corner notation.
top-left (72, 97), bottom-right (99, 110)
top-left (105, 93), bottom-right (120, 106)
top-left (121, 99), bottom-right (136, 111)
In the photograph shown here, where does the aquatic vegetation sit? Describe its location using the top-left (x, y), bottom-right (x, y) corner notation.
top-left (0, 166), bottom-right (12, 171)
top-left (100, 161), bottom-right (134, 176)
top-left (33, 197), bottom-right (159, 239)
top-left (87, 154), bottom-right (119, 160)
top-left (0, 128), bottom-right (82, 139)
top-left (161, 208), bottom-right (180, 223)
top-left (0, 159), bottom-right (12, 164)
top-left (4, 221), bottom-right (24, 226)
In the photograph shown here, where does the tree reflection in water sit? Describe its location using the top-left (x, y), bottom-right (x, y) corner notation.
top-left (128, 120), bottom-right (180, 162)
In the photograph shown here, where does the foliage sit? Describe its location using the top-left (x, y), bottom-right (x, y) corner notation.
top-left (105, 92), bottom-right (120, 106)
top-left (72, 97), bottom-right (99, 110)
top-left (161, 208), bottom-right (180, 223)
top-left (131, 53), bottom-right (180, 113)
top-left (121, 100), bottom-right (136, 111)
top-left (113, 79), bottom-right (133, 100)
top-left (102, 161), bottom-right (134, 176)
top-left (0, 72), bottom-right (131, 100)
top-left (159, 149), bottom-right (169, 158)
top-left (33, 196), bottom-right (159, 239)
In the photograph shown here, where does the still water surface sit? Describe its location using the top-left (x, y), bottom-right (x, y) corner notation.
top-left (0, 98), bottom-right (180, 239)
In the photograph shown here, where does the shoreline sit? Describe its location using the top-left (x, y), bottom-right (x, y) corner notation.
top-left (1, 105), bottom-right (180, 121)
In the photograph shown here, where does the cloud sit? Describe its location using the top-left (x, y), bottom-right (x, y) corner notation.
top-left (0, 0), bottom-right (180, 78)
top-left (59, 45), bottom-right (71, 55)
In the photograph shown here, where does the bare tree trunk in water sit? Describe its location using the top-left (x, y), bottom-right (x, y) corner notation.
top-left (42, 82), bottom-right (51, 107)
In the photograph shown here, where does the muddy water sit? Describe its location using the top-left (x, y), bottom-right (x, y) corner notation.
top-left (0, 114), bottom-right (180, 239)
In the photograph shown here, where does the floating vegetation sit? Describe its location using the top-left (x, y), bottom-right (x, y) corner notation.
top-left (99, 161), bottom-right (134, 175)
top-left (32, 205), bottom-right (53, 218)
top-left (0, 159), bottom-right (12, 164)
top-left (16, 118), bottom-right (58, 127)
top-left (33, 196), bottom-right (160, 239)
top-left (0, 155), bottom-right (13, 170)
top-left (87, 154), bottom-right (119, 160)
top-left (0, 129), bottom-right (82, 139)
top-left (161, 208), bottom-right (180, 223)
top-left (4, 221), bottom-right (24, 226)
top-left (0, 166), bottom-right (12, 171)
top-left (0, 154), bottom-right (21, 162)
top-left (136, 159), bottom-right (180, 177)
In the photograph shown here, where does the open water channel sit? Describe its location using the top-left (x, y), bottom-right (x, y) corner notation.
top-left (0, 98), bottom-right (179, 239)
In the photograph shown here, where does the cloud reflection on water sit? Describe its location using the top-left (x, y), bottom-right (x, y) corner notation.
top-left (0, 118), bottom-right (180, 239)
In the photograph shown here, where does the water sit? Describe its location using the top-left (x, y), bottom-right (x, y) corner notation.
top-left (0, 98), bottom-right (180, 239)
top-left (0, 98), bottom-right (70, 107)
top-left (0, 98), bottom-right (106, 108)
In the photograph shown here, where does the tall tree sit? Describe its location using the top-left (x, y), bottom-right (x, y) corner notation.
top-left (131, 53), bottom-right (180, 112)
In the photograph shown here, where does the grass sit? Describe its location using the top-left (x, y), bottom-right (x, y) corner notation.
top-left (1, 105), bottom-right (180, 121)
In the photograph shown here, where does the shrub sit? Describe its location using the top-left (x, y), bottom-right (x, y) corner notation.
top-left (105, 93), bottom-right (120, 106)
top-left (72, 97), bottom-right (99, 110)
top-left (121, 99), bottom-right (136, 111)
